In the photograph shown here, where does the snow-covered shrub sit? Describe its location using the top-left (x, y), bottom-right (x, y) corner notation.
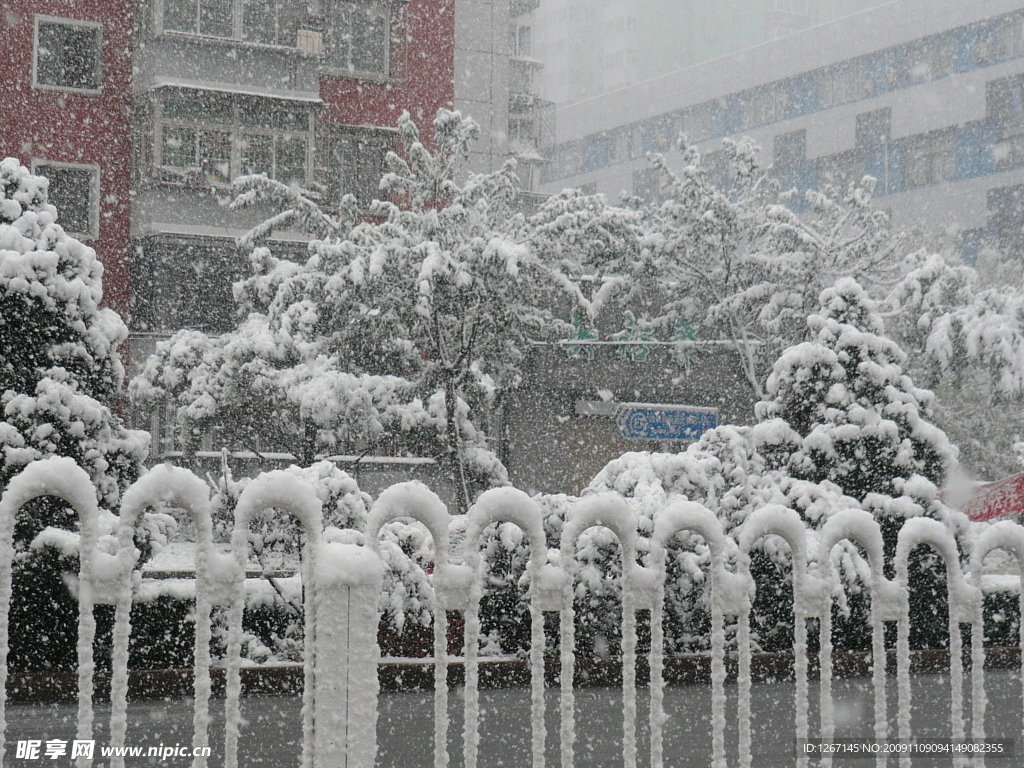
top-left (758, 279), bottom-right (958, 550)
top-left (1, 159), bottom-right (152, 669)
top-left (205, 460), bottom-right (435, 662)
top-left (568, 279), bottom-right (969, 654)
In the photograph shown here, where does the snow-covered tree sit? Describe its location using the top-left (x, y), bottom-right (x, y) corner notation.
top-left (527, 187), bottom-right (647, 318)
top-left (886, 251), bottom-right (1024, 479)
top-left (0, 158), bottom-right (149, 668)
top-left (133, 110), bottom-right (578, 513)
top-left (640, 138), bottom-right (902, 398)
top-left (757, 279), bottom-right (967, 643)
top-left (757, 278), bottom-right (954, 504)
top-left (0, 158), bottom-right (148, 496)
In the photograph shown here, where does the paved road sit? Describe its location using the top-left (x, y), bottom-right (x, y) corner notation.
top-left (6, 670), bottom-right (1021, 766)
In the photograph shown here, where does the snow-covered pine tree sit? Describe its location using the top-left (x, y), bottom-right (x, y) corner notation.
top-left (758, 278), bottom-right (953, 501)
top-left (758, 278), bottom-right (963, 648)
top-left (0, 158), bottom-right (149, 668)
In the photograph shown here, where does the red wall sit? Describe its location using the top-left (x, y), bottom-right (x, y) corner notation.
top-left (0, 0), bottom-right (456, 318)
top-left (0, 0), bottom-right (134, 320)
top-left (319, 0), bottom-right (456, 146)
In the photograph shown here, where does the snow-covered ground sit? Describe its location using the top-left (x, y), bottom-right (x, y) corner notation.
top-left (7, 671), bottom-right (1020, 767)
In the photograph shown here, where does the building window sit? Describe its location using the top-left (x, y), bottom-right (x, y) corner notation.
top-left (633, 167), bottom-right (666, 204)
top-left (32, 161), bottom-right (100, 239)
top-left (156, 91), bottom-right (312, 186)
top-left (552, 144), bottom-right (585, 179)
top-left (819, 59), bottom-right (875, 109)
top-left (816, 150), bottom-right (865, 193)
top-left (323, 0), bottom-right (390, 77)
top-left (163, 0), bottom-right (305, 47)
top-left (903, 131), bottom-right (956, 189)
top-left (990, 75), bottom-right (1024, 169)
top-left (33, 16), bottom-right (103, 93)
top-left (510, 114), bottom-right (540, 145)
top-left (628, 126), bottom-right (644, 159)
top-left (678, 104), bottom-right (713, 143)
top-left (740, 86), bottom-right (791, 129)
top-left (510, 59), bottom-right (539, 97)
top-left (315, 127), bottom-right (393, 209)
top-left (510, 22), bottom-right (532, 57)
top-left (976, 15), bottom-right (1024, 65)
top-left (884, 37), bottom-right (956, 91)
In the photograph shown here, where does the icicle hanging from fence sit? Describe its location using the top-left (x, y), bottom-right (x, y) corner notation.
top-left (648, 540), bottom-right (666, 768)
top-left (560, 494), bottom-right (639, 768)
top-left (109, 465), bottom-right (216, 768)
top-left (894, 518), bottom-right (982, 768)
top-left (739, 506), bottom-right (813, 768)
top-left (224, 471), bottom-right (322, 768)
top-left (0, 459), bottom-right (102, 768)
top-left (366, 482), bottom-right (452, 768)
top-left (463, 488), bottom-right (547, 768)
top-left (816, 511), bottom-right (884, 768)
top-left (970, 522), bottom-right (1024, 768)
top-left (559, 555), bottom-right (575, 768)
top-left (653, 500), bottom-right (729, 768)
top-left (463, 572), bottom-right (482, 768)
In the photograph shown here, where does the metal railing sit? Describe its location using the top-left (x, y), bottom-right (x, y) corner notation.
top-left (0, 457), bottom-right (1019, 768)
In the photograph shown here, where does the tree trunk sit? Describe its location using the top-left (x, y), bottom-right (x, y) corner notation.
top-left (443, 371), bottom-right (471, 515)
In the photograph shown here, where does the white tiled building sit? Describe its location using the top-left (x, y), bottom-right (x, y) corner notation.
top-left (455, 0), bottom-right (552, 190)
top-left (541, 0), bottom-right (1024, 261)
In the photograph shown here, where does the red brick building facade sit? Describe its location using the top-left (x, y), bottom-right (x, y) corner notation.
top-left (0, 0), bottom-right (456, 337)
top-left (0, 0), bottom-right (135, 318)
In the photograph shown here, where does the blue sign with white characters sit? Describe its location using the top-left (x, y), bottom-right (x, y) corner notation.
top-left (615, 404), bottom-right (718, 441)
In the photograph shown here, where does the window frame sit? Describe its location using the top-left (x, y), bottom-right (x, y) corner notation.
top-left (902, 130), bottom-right (957, 190)
top-left (30, 159), bottom-right (102, 240)
top-left (819, 59), bottom-right (874, 110)
top-left (993, 78), bottom-right (1024, 169)
top-left (154, 91), bottom-right (314, 188)
top-left (158, 0), bottom-right (307, 49)
top-left (32, 15), bottom-right (104, 95)
top-left (321, 0), bottom-right (392, 81)
top-left (314, 125), bottom-right (396, 211)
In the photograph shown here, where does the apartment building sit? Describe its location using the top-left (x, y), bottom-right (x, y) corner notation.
top-left (532, 0), bottom-right (889, 107)
top-left (541, 0), bottom-right (1024, 264)
top-left (129, 0), bottom-right (455, 346)
top-left (0, 0), bottom-right (136, 320)
top-left (1, 0), bottom-right (463, 354)
top-left (454, 0), bottom-right (551, 191)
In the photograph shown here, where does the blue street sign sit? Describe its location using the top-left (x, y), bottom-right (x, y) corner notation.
top-left (615, 404), bottom-right (717, 441)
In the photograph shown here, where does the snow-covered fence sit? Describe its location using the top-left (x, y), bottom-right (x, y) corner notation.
top-left (0, 457), bottom-right (1022, 768)
top-left (111, 464), bottom-right (217, 768)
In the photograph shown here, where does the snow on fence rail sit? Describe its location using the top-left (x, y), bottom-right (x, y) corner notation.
top-left (0, 457), bottom-right (1021, 767)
